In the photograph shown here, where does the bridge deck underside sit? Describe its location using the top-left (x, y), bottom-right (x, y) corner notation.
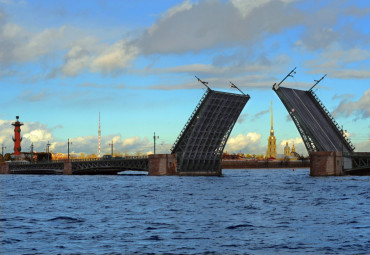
top-left (72, 158), bottom-right (148, 174)
top-left (172, 89), bottom-right (249, 173)
top-left (275, 87), bottom-right (352, 152)
top-left (8, 158), bottom-right (149, 174)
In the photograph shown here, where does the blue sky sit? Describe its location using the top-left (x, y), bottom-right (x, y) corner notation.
top-left (0, 0), bottom-right (369, 156)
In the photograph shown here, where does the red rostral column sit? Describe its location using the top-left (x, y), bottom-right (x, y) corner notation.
top-left (12, 116), bottom-right (23, 155)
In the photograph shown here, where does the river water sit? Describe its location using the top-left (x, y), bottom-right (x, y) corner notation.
top-left (1, 169), bottom-right (369, 254)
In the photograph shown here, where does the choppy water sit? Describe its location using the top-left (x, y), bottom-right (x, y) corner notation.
top-left (1, 169), bottom-right (369, 254)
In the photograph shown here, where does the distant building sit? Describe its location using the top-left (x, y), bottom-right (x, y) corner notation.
top-left (284, 142), bottom-right (291, 156)
top-left (278, 142), bottom-right (299, 160)
top-left (266, 101), bottom-right (277, 158)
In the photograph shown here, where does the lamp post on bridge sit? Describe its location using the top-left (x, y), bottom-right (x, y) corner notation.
top-left (46, 141), bottom-right (51, 161)
top-left (1, 144), bottom-right (6, 157)
top-left (153, 132), bottom-right (159, 154)
top-left (229, 81), bottom-right (246, 95)
top-left (68, 138), bottom-right (72, 160)
top-left (30, 143), bottom-right (34, 163)
top-left (108, 140), bottom-right (113, 157)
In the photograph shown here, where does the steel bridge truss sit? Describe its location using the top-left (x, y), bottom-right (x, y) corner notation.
top-left (9, 161), bottom-right (64, 174)
top-left (8, 156), bottom-right (149, 174)
top-left (274, 86), bottom-right (355, 153)
top-left (171, 89), bottom-right (250, 173)
top-left (71, 157), bottom-right (148, 174)
top-left (343, 152), bottom-right (370, 174)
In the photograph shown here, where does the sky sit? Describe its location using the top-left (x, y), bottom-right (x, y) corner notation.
top-left (0, 0), bottom-right (369, 156)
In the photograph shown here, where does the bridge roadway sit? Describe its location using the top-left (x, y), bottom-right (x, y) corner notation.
top-left (274, 87), bottom-right (354, 153)
top-left (8, 156), bottom-right (149, 175)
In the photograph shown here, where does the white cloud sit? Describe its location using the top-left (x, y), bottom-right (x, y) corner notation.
top-left (231, 0), bottom-right (273, 18)
top-left (164, 0), bottom-right (193, 19)
top-left (333, 89), bottom-right (370, 120)
top-left (61, 39), bottom-right (139, 76)
top-left (62, 45), bottom-right (93, 76)
top-left (0, 9), bottom-right (138, 77)
top-left (305, 47), bottom-right (370, 79)
top-left (280, 137), bottom-right (303, 147)
top-left (225, 132), bottom-right (263, 153)
top-left (91, 40), bottom-right (139, 74)
top-left (23, 129), bottom-right (53, 143)
top-left (137, 0), bottom-right (302, 54)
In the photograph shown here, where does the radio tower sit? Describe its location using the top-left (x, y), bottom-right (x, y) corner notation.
top-left (98, 112), bottom-right (101, 158)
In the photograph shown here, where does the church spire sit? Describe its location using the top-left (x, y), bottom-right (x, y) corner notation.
top-left (266, 100), bottom-right (277, 159)
top-left (271, 100), bottom-right (273, 129)
top-left (270, 101), bottom-right (274, 136)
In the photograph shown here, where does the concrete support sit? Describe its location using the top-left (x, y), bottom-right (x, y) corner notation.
top-left (148, 154), bottom-right (177, 176)
top-left (0, 163), bottom-right (9, 174)
top-left (310, 151), bottom-right (344, 176)
top-left (63, 160), bottom-right (72, 175)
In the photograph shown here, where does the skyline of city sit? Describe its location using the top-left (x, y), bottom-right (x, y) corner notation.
top-left (0, 0), bottom-right (369, 156)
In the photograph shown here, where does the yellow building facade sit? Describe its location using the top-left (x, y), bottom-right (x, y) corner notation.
top-left (266, 101), bottom-right (277, 158)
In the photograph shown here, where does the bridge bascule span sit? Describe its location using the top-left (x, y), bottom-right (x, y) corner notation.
top-left (171, 87), bottom-right (250, 175)
top-left (273, 68), bottom-right (369, 175)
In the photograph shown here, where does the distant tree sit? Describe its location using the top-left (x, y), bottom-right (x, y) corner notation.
top-left (79, 153), bottom-right (86, 159)
top-left (0, 154), bottom-right (3, 162)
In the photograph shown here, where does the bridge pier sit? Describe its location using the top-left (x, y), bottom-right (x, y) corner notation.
top-left (63, 160), bottom-right (72, 175)
top-left (0, 163), bottom-right (9, 174)
top-left (310, 151), bottom-right (344, 176)
top-left (148, 154), bottom-right (177, 176)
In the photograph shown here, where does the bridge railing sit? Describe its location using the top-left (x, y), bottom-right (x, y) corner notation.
top-left (70, 156), bottom-right (148, 162)
top-left (8, 156), bottom-right (149, 165)
top-left (9, 160), bottom-right (64, 165)
top-left (171, 88), bottom-right (210, 153)
top-left (308, 90), bottom-right (355, 151)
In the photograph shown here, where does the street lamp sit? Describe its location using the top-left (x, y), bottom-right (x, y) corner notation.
top-left (46, 141), bottom-right (51, 161)
top-left (108, 140), bottom-right (113, 157)
top-left (229, 81), bottom-right (246, 95)
top-left (1, 144), bottom-right (6, 157)
top-left (68, 138), bottom-right (72, 160)
top-left (153, 132), bottom-right (159, 154)
top-left (30, 143), bottom-right (34, 163)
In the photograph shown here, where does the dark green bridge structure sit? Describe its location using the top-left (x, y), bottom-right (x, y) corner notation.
top-left (7, 156), bottom-right (149, 175)
top-left (273, 68), bottom-right (370, 175)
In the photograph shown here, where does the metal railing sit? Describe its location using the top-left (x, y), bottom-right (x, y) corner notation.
top-left (171, 89), bottom-right (210, 152)
top-left (308, 90), bottom-right (355, 151)
top-left (8, 156), bottom-right (149, 165)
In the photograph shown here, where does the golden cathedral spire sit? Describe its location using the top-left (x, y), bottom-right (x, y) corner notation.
top-left (266, 100), bottom-right (277, 158)
top-left (271, 100), bottom-right (273, 129)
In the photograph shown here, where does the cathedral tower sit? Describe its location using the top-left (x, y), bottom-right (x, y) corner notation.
top-left (266, 101), bottom-right (277, 158)
top-left (284, 142), bottom-right (291, 156)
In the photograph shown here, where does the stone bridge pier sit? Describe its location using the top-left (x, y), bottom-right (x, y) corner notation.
top-left (148, 154), bottom-right (177, 176)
